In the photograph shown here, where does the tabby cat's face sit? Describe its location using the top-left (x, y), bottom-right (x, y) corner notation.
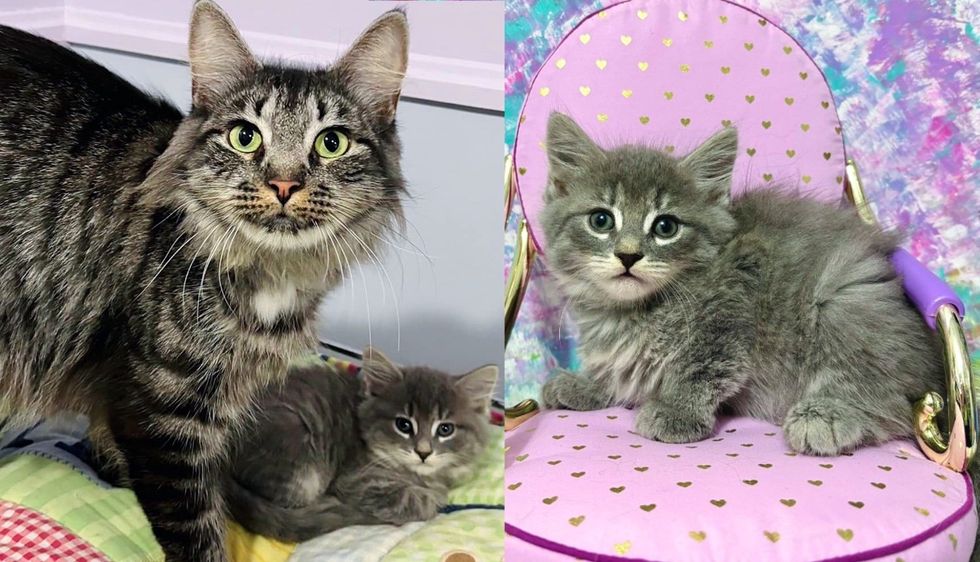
top-left (541, 112), bottom-right (739, 305)
top-left (359, 357), bottom-right (497, 478)
top-left (178, 6), bottom-right (407, 251)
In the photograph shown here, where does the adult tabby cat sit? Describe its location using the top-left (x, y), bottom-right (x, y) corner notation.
top-left (226, 349), bottom-right (498, 542)
top-left (540, 112), bottom-right (943, 456)
top-left (0, 2), bottom-right (407, 560)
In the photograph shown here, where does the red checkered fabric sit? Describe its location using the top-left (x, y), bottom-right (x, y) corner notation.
top-left (0, 500), bottom-right (109, 561)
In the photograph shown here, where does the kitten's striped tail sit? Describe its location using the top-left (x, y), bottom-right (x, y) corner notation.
top-left (225, 477), bottom-right (382, 542)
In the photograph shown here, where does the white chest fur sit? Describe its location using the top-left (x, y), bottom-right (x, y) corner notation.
top-left (251, 282), bottom-right (299, 324)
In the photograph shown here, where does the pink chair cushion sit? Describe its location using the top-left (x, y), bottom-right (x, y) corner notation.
top-left (505, 408), bottom-right (977, 561)
top-left (514, 0), bottom-right (847, 252)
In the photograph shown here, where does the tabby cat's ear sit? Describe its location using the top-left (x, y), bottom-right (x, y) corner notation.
top-left (361, 346), bottom-right (403, 395)
top-left (456, 365), bottom-right (498, 412)
top-left (188, 1), bottom-right (259, 107)
top-left (335, 9), bottom-right (409, 125)
top-left (680, 127), bottom-right (738, 205)
top-left (545, 112), bottom-right (604, 199)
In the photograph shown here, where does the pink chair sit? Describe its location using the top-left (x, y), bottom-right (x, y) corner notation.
top-left (503, 1), bottom-right (976, 559)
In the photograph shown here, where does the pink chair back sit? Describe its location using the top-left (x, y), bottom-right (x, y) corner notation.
top-left (514, 0), bottom-right (847, 253)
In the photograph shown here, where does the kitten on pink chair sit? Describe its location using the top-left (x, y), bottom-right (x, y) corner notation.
top-left (539, 111), bottom-right (942, 456)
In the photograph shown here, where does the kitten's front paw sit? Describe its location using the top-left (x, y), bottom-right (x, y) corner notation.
top-left (783, 398), bottom-right (865, 456)
top-left (375, 486), bottom-right (443, 525)
top-left (541, 371), bottom-right (607, 411)
top-left (634, 404), bottom-right (713, 444)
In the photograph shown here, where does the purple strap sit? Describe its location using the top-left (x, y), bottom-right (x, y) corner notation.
top-left (892, 249), bottom-right (965, 329)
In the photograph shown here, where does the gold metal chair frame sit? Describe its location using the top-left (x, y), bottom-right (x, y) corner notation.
top-left (504, 157), bottom-right (977, 472)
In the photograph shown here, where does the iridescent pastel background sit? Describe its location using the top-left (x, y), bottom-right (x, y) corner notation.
top-left (504, 0), bottom-right (979, 404)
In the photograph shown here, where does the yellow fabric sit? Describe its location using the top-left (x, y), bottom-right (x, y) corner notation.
top-left (228, 521), bottom-right (296, 562)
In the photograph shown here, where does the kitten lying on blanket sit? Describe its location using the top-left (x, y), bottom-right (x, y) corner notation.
top-left (539, 111), bottom-right (943, 456)
top-left (226, 349), bottom-right (498, 542)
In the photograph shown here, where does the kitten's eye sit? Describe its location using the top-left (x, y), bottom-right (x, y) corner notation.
top-left (228, 123), bottom-right (262, 153)
top-left (394, 417), bottom-right (414, 435)
top-left (588, 210), bottom-right (615, 232)
top-left (315, 129), bottom-right (350, 159)
top-left (652, 215), bottom-right (680, 238)
top-left (436, 422), bottom-right (455, 438)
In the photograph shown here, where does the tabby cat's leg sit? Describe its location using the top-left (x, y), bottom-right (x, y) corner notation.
top-left (86, 422), bottom-right (130, 488)
top-left (540, 370), bottom-right (612, 411)
top-left (110, 364), bottom-right (231, 562)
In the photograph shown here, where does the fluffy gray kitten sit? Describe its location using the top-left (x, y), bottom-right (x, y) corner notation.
top-left (226, 349), bottom-right (498, 542)
top-left (540, 112), bottom-right (943, 456)
top-left (0, 2), bottom-right (407, 560)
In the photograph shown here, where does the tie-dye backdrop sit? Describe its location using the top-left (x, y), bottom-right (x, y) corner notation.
top-left (504, 0), bottom-right (979, 404)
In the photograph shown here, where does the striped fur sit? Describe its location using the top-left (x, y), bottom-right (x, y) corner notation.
top-left (0, 3), bottom-right (407, 560)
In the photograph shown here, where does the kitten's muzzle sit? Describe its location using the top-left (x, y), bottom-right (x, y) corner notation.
top-left (267, 179), bottom-right (303, 205)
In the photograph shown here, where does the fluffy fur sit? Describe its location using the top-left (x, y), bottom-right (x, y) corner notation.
top-left (539, 112), bottom-right (943, 456)
top-left (0, 2), bottom-right (408, 560)
top-left (225, 349), bottom-right (498, 542)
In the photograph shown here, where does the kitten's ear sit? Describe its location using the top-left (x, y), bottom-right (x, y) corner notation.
top-left (189, 1), bottom-right (258, 107)
top-left (545, 112), bottom-right (604, 198)
top-left (680, 127), bottom-right (738, 205)
top-left (456, 365), bottom-right (498, 412)
top-left (335, 9), bottom-right (409, 125)
top-left (361, 347), bottom-right (403, 395)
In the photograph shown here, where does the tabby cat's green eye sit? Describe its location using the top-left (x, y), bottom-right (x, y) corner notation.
top-left (588, 210), bottom-right (615, 232)
top-left (228, 124), bottom-right (262, 153)
top-left (314, 129), bottom-right (350, 159)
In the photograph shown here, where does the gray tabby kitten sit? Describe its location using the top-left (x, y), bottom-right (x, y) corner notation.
top-left (226, 349), bottom-right (498, 542)
top-left (540, 112), bottom-right (943, 456)
top-left (0, 3), bottom-right (407, 560)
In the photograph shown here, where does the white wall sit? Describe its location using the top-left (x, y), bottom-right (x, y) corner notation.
top-left (72, 45), bottom-right (503, 376)
top-left (0, 0), bottom-right (503, 110)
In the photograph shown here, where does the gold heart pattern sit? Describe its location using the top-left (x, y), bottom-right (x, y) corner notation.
top-left (507, 411), bottom-right (964, 559)
top-left (516, 0), bottom-right (849, 262)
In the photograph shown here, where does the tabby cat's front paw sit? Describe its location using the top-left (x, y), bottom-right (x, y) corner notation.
top-left (634, 404), bottom-right (713, 444)
top-left (541, 371), bottom-right (608, 411)
top-left (783, 398), bottom-right (865, 456)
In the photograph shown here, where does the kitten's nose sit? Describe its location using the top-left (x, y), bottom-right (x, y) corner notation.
top-left (616, 252), bottom-right (644, 270)
top-left (267, 179), bottom-right (302, 205)
top-left (416, 449), bottom-right (431, 462)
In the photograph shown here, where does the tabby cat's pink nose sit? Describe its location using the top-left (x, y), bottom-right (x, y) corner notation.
top-left (268, 179), bottom-right (302, 205)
